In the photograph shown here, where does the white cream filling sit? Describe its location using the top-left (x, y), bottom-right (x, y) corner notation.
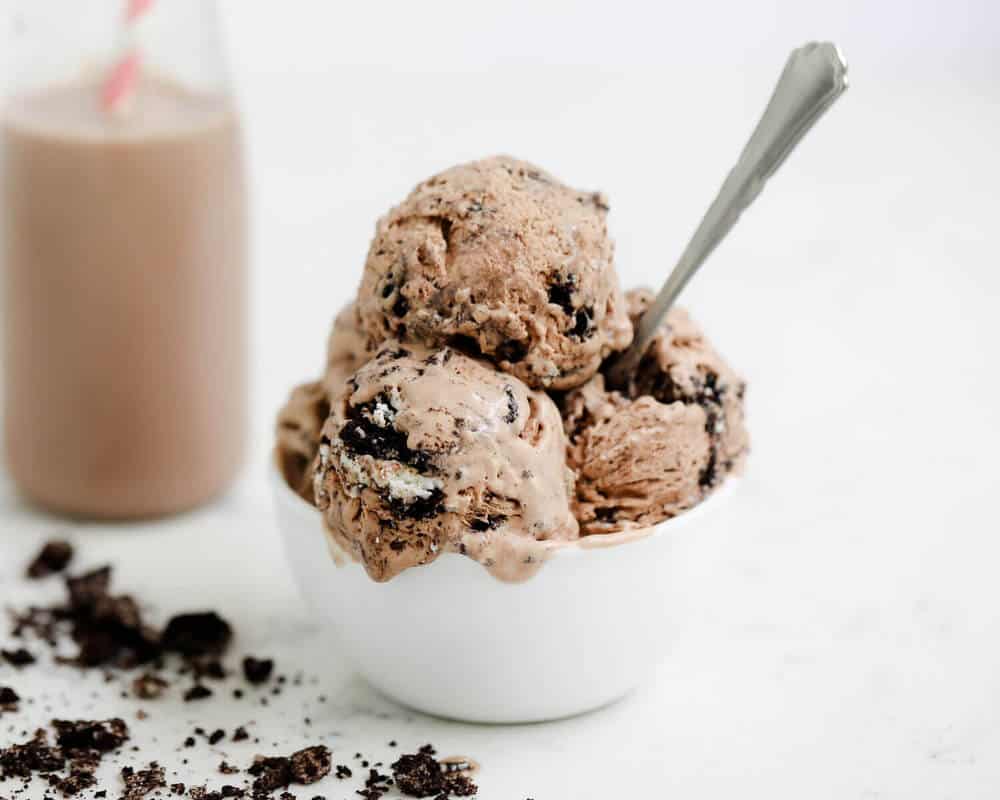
top-left (362, 386), bottom-right (403, 428)
top-left (337, 450), bottom-right (441, 503)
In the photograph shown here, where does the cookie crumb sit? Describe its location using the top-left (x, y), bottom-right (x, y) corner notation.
top-left (26, 540), bottom-right (74, 579)
top-left (183, 685), bottom-right (213, 702)
top-left (242, 657), bottom-right (274, 685)
top-left (2, 648), bottom-right (36, 667)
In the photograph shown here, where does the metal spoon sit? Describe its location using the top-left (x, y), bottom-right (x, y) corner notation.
top-left (605, 41), bottom-right (848, 389)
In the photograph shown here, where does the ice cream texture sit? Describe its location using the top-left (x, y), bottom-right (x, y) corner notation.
top-left (562, 289), bottom-right (748, 533)
top-left (312, 341), bottom-right (579, 582)
top-left (276, 303), bottom-right (369, 501)
top-left (356, 156), bottom-right (633, 389)
top-left (275, 159), bottom-right (748, 581)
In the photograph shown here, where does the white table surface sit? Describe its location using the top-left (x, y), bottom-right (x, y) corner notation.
top-left (3, 62), bottom-right (1000, 799)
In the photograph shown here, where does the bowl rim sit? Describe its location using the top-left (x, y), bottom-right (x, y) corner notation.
top-left (270, 450), bottom-right (741, 562)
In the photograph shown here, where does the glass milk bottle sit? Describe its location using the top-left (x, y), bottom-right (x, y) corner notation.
top-left (2, 0), bottom-right (247, 518)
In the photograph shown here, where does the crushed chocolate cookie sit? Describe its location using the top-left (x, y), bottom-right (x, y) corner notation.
top-left (392, 751), bottom-right (478, 798)
top-left (59, 566), bottom-right (161, 668)
top-left (132, 674), bottom-right (168, 700)
top-left (120, 764), bottom-right (166, 800)
top-left (569, 306), bottom-right (594, 340)
top-left (242, 657), bottom-right (274, 685)
top-left (547, 278), bottom-right (576, 315)
top-left (339, 394), bottom-right (432, 472)
top-left (161, 613), bottom-right (232, 657)
top-left (385, 487), bottom-right (446, 522)
top-left (183, 685), bottom-right (213, 702)
top-left (248, 756), bottom-right (292, 794)
top-left (232, 727), bottom-right (250, 743)
top-left (2, 647), bottom-right (36, 667)
top-left (391, 753), bottom-right (440, 797)
top-left (26, 540), bottom-right (74, 579)
top-left (495, 339), bottom-right (528, 364)
top-left (503, 385), bottom-right (518, 424)
top-left (334, 765), bottom-right (352, 779)
top-left (357, 767), bottom-right (392, 800)
top-left (65, 566), bottom-right (112, 611)
top-left (55, 768), bottom-right (98, 796)
top-left (468, 514), bottom-right (505, 533)
top-left (0, 686), bottom-right (20, 713)
top-left (52, 718), bottom-right (129, 752)
top-left (208, 729), bottom-right (226, 746)
top-left (218, 761), bottom-right (239, 775)
top-left (0, 729), bottom-right (65, 778)
top-left (289, 746), bottom-right (330, 784)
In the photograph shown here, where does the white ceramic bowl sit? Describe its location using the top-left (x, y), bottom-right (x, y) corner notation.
top-left (271, 462), bottom-right (739, 723)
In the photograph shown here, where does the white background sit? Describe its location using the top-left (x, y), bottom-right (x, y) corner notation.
top-left (4, 1), bottom-right (1000, 797)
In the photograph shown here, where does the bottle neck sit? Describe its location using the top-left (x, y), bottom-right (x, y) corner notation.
top-left (4, 0), bottom-right (231, 99)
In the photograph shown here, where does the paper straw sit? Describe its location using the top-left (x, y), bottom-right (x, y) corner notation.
top-left (101, 0), bottom-right (156, 113)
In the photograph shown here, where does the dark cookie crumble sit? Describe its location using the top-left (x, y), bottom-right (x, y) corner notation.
top-left (386, 488), bottom-right (446, 522)
top-left (0, 686), bottom-right (20, 712)
top-left (2, 647), bottom-right (36, 667)
top-left (391, 751), bottom-right (478, 798)
top-left (503, 385), bottom-right (519, 424)
top-left (53, 718), bottom-right (129, 751)
top-left (26, 540), bottom-right (74, 579)
top-left (339, 394), bottom-right (433, 473)
top-left (494, 339), bottom-right (528, 365)
top-left (570, 306), bottom-right (595, 340)
top-left (630, 361), bottom-right (732, 491)
top-left (289, 745), bottom-right (331, 784)
top-left (6, 536), bottom-right (493, 800)
top-left (468, 515), bottom-right (506, 533)
top-left (161, 613), bottom-right (233, 658)
top-left (547, 277), bottom-right (576, 315)
top-left (242, 656), bottom-right (274, 685)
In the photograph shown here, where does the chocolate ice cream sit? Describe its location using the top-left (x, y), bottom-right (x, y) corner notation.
top-left (355, 156), bottom-right (633, 390)
top-left (277, 159), bottom-right (750, 581)
top-left (276, 381), bottom-right (330, 501)
top-left (323, 302), bottom-right (369, 400)
top-left (313, 341), bottom-right (579, 581)
top-left (562, 289), bottom-right (747, 533)
top-left (277, 304), bottom-right (369, 500)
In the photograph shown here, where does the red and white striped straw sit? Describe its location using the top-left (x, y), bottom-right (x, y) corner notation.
top-left (101, 0), bottom-right (156, 114)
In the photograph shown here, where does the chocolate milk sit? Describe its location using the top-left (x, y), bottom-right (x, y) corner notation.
top-left (2, 78), bottom-right (247, 518)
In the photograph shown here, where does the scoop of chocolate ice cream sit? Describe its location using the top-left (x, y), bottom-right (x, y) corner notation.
top-left (313, 340), bottom-right (579, 581)
top-left (277, 304), bottom-right (370, 501)
top-left (562, 290), bottom-right (748, 533)
top-left (625, 289), bottom-right (748, 480)
top-left (276, 380), bottom-right (330, 501)
top-left (355, 156), bottom-right (633, 390)
top-left (323, 302), bottom-right (370, 400)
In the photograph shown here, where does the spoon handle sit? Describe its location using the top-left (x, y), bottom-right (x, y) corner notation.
top-left (606, 42), bottom-right (848, 388)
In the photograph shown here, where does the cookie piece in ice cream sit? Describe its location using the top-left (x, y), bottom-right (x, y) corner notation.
top-left (356, 156), bottom-right (633, 390)
top-left (313, 341), bottom-right (579, 581)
